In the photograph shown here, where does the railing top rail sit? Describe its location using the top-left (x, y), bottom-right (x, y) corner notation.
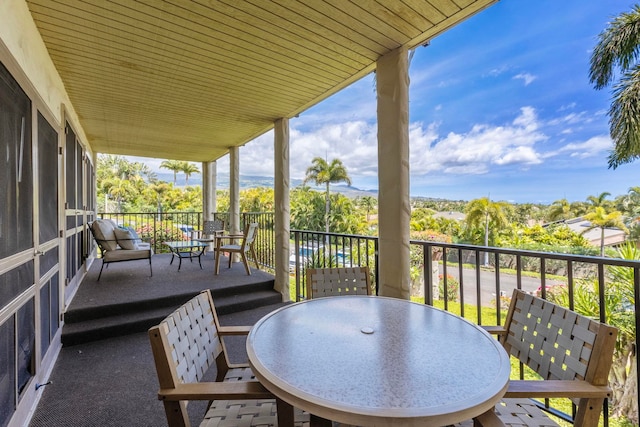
top-left (411, 240), bottom-right (640, 268)
top-left (291, 229), bottom-right (378, 240)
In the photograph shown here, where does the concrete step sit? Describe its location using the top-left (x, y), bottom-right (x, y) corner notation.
top-left (62, 281), bottom-right (282, 346)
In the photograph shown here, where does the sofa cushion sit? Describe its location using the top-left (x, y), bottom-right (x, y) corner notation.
top-left (92, 219), bottom-right (118, 251)
top-left (114, 227), bottom-right (139, 250)
top-left (102, 248), bottom-right (151, 262)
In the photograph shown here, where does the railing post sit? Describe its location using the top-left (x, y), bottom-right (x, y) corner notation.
top-left (294, 232), bottom-right (301, 301)
top-left (424, 244), bottom-right (433, 306)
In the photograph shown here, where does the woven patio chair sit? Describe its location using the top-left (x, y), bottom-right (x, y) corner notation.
top-left (466, 289), bottom-right (618, 427)
top-left (306, 266), bottom-right (371, 298)
top-left (194, 219), bottom-right (225, 254)
top-left (148, 289), bottom-right (308, 427)
top-left (214, 222), bottom-right (259, 275)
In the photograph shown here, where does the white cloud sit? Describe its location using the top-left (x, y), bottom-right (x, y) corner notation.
top-left (410, 107), bottom-right (546, 175)
top-left (290, 121), bottom-right (379, 179)
top-left (547, 111), bottom-right (593, 126)
top-left (154, 108), bottom-right (606, 190)
top-left (551, 135), bottom-right (612, 159)
top-left (513, 72), bottom-right (537, 86)
top-left (220, 107), bottom-right (552, 183)
top-left (558, 102), bottom-right (577, 111)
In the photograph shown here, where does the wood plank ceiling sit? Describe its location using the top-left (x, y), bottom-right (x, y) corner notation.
top-left (26, 0), bottom-right (496, 162)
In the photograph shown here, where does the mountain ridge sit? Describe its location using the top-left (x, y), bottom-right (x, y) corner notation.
top-left (154, 172), bottom-right (378, 198)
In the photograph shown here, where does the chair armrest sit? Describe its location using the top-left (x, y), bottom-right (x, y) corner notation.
top-left (228, 362), bottom-right (251, 370)
top-left (158, 381), bottom-right (274, 401)
top-left (505, 380), bottom-right (612, 399)
top-left (481, 325), bottom-right (507, 336)
top-left (217, 234), bottom-right (244, 240)
top-left (219, 325), bottom-right (252, 335)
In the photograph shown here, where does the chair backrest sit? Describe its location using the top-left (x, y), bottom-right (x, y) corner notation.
top-left (149, 290), bottom-right (232, 426)
top-left (242, 222), bottom-right (258, 251)
top-left (89, 219), bottom-right (118, 252)
top-left (203, 219), bottom-right (224, 235)
top-left (502, 289), bottom-right (618, 426)
top-left (306, 266), bottom-right (371, 298)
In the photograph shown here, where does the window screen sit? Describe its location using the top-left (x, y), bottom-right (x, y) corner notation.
top-left (0, 261), bottom-right (34, 312)
top-left (65, 124), bottom-right (76, 210)
top-left (0, 61), bottom-right (33, 259)
top-left (0, 317), bottom-right (16, 427)
top-left (40, 283), bottom-right (50, 358)
top-left (40, 273), bottom-right (60, 359)
top-left (38, 113), bottom-right (58, 243)
top-left (17, 299), bottom-right (35, 397)
top-left (50, 273), bottom-right (60, 343)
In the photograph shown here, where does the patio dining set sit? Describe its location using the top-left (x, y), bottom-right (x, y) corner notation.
top-left (148, 266), bottom-right (618, 427)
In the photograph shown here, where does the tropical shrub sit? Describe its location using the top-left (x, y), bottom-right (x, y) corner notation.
top-left (438, 274), bottom-right (459, 302)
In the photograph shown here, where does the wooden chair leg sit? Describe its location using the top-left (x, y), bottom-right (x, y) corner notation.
top-left (276, 397), bottom-right (294, 427)
top-left (241, 252), bottom-right (251, 275)
top-left (214, 249), bottom-right (221, 274)
top-left (251, 246), bottom-right (260, 270)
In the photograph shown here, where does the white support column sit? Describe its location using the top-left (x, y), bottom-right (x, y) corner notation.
top-left (376, 46), bottom-right (411, 300)
top-left (274, 118), bottom-right (290, 298)
top-left (202, 161), bottom-right (217, 221)
top-left (229, 147), bottom-right (240, 235)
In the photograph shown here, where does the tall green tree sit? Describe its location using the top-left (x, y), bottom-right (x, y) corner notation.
top-left (160, 160), bottom-right (184, 185)
top-left (586, 191), bottom-right (613, 210)
top-left (303, 157), bottom-right (351, 233)
top-left (547, 198), bottom-right (572, 222)
top-left (465, 197), bottom-right (509, 265)
top-left (590, 4), bottom-right (640, 168)
top-left (356, 196), bottom-right (377, 222)
top-left (582, 207), bottom-right (628, 256)
top-left (181, 162), bottom-right (200, 185)
top-left (101, 176), bottom-right (136, 212)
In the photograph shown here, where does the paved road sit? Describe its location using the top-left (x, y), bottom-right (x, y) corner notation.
top-left (435, 265), bottom-right (545, 307)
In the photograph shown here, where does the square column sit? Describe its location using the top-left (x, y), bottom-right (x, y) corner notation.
top-left (202, 161), bottom-right (217, 220)
top-left (274, 118), bottom-right (290, 298)
top-left (229, 147), bottom-right (240, 235)
top-left (376, 47), bottom-right (411, 299)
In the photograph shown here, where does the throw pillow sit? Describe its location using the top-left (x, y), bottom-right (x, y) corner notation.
top-left (114, 227), bottom-right (139, 250)
top-left (92, 219), bottom-right (118, 251)
top-left (119, 226), bottom-right (141, 242)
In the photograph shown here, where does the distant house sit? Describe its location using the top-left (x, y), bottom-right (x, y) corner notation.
top-left (549, 217), bottom-right (627, 248)
top-left (434, 211), bottom-right (466, 221)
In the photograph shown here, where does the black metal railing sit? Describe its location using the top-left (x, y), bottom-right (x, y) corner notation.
top-left (241, 212), bottom-right (275, 270)
top-left (290, 230), bottom-right (379, 301)
top-left (95, 211), bottom-right (270, 260)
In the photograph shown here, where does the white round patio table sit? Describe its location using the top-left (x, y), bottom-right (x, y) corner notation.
top-left (247, 295), bottom-right (510, 427)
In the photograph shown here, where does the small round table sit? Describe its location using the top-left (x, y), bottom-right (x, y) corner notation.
top-left (247, 296), bottom-right (510, 427)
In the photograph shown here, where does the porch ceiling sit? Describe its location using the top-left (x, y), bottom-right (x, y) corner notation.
top-left (26, 0), bottom-right (495, 162)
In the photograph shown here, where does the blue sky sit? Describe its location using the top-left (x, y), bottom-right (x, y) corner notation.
top-left (139, 1), bottom-right (639, 204)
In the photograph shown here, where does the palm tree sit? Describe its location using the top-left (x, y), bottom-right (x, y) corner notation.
top-left (160, 160), bottom-right (183, 185)
top-left (582, 207), bottom-right (628, 256)
top-left (547, 198), bottom-right (572, 222)
top-left (303, 157), bottom-right (351, 233)
top-left (586, 191), bottom-right (612, 209)
top-left (590, 5), bottom-right (640, 168)
top-left (357, 196), bottom-right (377, 222)
top-left (101, 176), bottom-right (136, 211)
top-left (465, 197), bottom-right (508, 265)
top-left (181, 162), bottom-right (200, 185)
